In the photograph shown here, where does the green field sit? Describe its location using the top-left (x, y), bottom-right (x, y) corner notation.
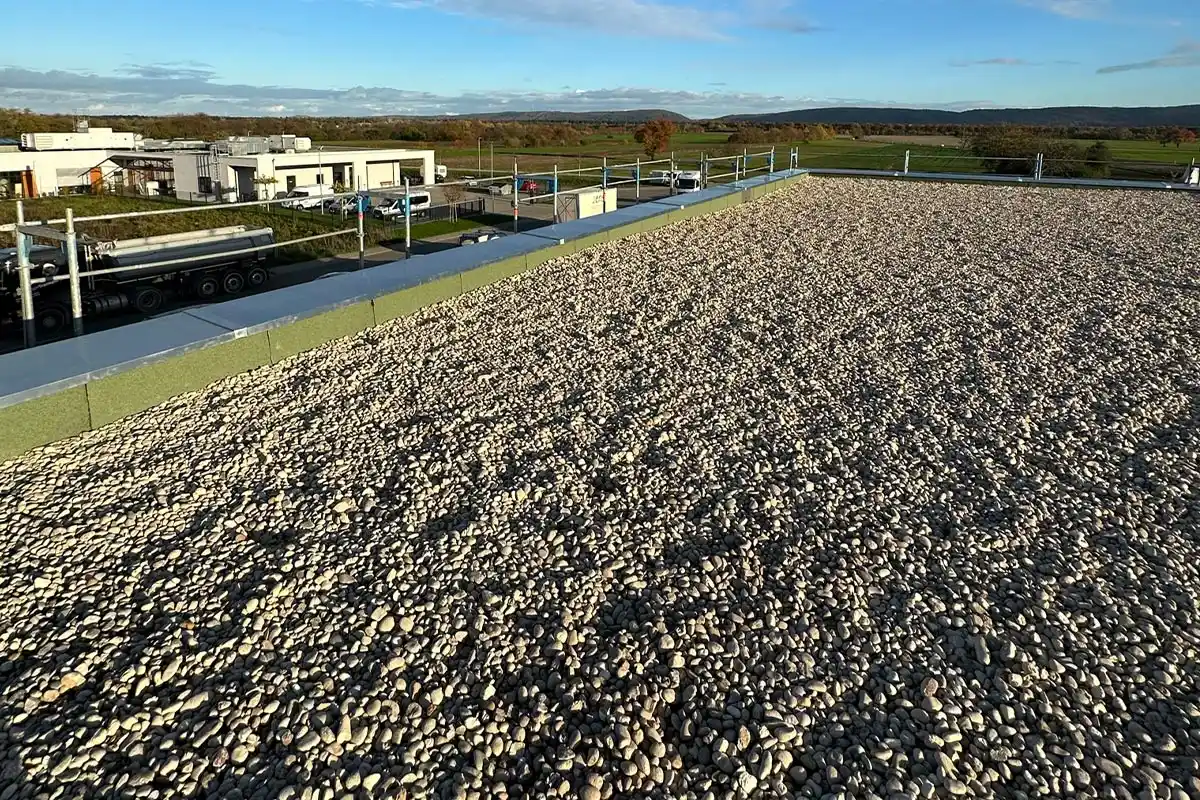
top-left (1, 195), bottom-right (491, 261)
top-left (1064, 139), bottom-right (1200, 164)
top-left (321, 133), bottom-right (1198, 182)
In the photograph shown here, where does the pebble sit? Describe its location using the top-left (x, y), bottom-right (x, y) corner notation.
top-left (0, 180), bottom-right (1196, 798)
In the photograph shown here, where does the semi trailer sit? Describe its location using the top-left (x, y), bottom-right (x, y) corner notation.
top-left (1, 225), bottom-right (276, 337)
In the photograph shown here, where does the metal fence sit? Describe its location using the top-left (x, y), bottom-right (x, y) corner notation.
top-left (5, 143), bottom-right (1198, 351)
top-left (791, 147), bottom-right (1199, 184)
top-left (2, 191), bottom-right (370, 345)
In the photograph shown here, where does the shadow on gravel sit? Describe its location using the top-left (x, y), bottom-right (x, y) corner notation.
top-left (0, 499), bottom-right (332, 796)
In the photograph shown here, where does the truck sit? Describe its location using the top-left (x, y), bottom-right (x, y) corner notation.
top-left (1, 226), bottom-right (276, 337)
top-left (674, 171), bottom-right (703, 193)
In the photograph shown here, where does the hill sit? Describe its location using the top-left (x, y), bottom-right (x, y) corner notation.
top-left (717, 105), bottom-right (1200, 127)
top-left (460, 109), bottom-right (691, 124)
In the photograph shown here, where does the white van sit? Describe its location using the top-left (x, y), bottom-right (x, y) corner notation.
top-left (281, 184), bottom-right (335, 209)
top-left (372, 191), bottom-right (433, 219)
top-left (674, 171), bottom-right (702, 193)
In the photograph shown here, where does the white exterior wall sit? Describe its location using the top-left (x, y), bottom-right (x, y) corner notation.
top-left (171, 154), bottom-right (204, 199)
top-left (0, 150), bottom-right (118, 196)
top-left (272, 165), bottom-right (331, 191)
top-left (7, 147), bottom-right (442, 200)
top-left (251, 150), bottom-right (436, 196)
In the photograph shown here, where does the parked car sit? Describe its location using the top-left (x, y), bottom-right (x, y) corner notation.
top-left (372, 191), bottom-right (433, 219)
top-left (281, 185), bottom-right (335, 209)
top-left (324, 195), bottom-right (362, 214)
top-left (459, 229), bottom-right (507, 246)
top-left (488, 183), bottom-right (512, 196)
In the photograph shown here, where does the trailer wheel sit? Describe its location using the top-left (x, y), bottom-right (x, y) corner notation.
top-left (246, 266), bottom-right (269, 289)
top-left (35, 304), bottom-right (69, 336)
top-left (134, 287), bottom-right (165, 315)
top-left (192, 274), bottom-right (220, 301)
top-left (222, 271), bottom-right (246, 295)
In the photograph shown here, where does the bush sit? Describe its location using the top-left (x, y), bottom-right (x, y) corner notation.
top-left (1083, 142), bottom-right (1112, 178)
top-left (966, 128), bottom-right (1095, 178)
top-left (966, 129), bottom-right (1040, 175)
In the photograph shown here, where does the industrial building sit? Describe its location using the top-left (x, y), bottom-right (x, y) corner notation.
top-left (0, 121), bottom-right (436, 201)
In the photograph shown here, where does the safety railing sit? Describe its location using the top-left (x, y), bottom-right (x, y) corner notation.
top-left (8, 142), bottom-right (1194, 352)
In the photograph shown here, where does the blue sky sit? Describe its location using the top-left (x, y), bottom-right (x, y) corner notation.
top-left (1, 0), bottom-right (1196, 117)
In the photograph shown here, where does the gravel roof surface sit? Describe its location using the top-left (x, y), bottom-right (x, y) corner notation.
top-left (2, 178), bottom-right (1199, 799)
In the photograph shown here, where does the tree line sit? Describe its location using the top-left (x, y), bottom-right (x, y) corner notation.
top-left (0, 108), bottom-right (616, 148)
top-left (1, 107), bottom-right (1196, 155)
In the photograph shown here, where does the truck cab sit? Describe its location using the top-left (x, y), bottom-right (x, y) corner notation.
top-left (674, 171), bottom-right (703, 193)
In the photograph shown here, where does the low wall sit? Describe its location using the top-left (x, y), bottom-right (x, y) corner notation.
top-left (0, 171), bottom-right (810, 462)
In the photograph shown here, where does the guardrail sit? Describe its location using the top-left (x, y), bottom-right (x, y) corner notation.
top-left (0, 169), bottom-right (812, 462)
top-left (6, 144), bottom-right (1196, 352)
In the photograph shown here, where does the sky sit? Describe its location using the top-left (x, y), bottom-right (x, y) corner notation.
top-left (1, 0), bottom-right (1196, 118)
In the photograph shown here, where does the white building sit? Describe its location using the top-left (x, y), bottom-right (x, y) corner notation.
top-left (0, 122), bottom-right (437, 201)
top-left (0, 148), bottom-right (122, 198)
top-left (114, 147), bottom-right (437, 202)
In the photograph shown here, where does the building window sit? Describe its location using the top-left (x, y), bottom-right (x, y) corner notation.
top-left (315, 173), bottom-right (324, 185)
top-left (286, 175), bottom-right (296, 191)
top-left (197, 176), bottom-right (213, 194)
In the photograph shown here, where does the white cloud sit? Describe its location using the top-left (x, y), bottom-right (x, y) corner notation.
top-left (950, 57), bottom-right (1034, 67)
top-left (1018, 0), bottom-right (1110, 19)
top-left (385, 0), bottom-right (817, 39)
top-left (1097, 39), bottom-right (1200, 73)
top-left (0, 65), bottom-right (989, 117)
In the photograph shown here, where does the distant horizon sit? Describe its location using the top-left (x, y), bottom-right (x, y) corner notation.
top-left (8, 101), bottom-right (1200, 124)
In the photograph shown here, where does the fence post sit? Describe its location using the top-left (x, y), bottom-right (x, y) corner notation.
top-left (602, 156), bottom-right (608, 214)
top-left (670, 153), bottom-right (676, 196)
top-left (769, 147), bottom-right (775, 176)
top-left (743, 148), bottom-right (749, 180)
top-left (904, 150), bottom-right (911, 175)
top-left (14, 201), bottom-right (35, 348)
top-left (512, 160), bottom-right (519, 233)
top-left (635, 157), bottom-right (641, 201)
top-left (553, 164), bottom-right (559, 223)
top-left (65, 208), bottom-right (83, 336)
top-left (403, 178), bottom-right (411, 258)
top-left (356, 195), bottom-right (365, 271)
